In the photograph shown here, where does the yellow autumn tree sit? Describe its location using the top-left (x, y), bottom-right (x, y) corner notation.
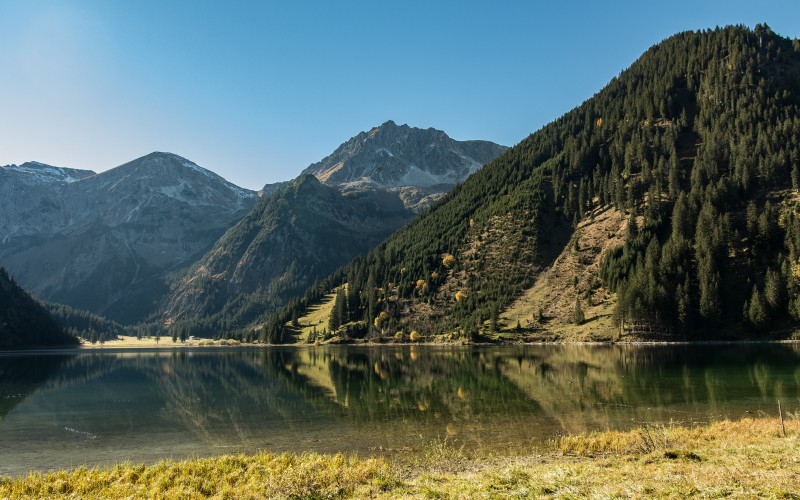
top-left (373, 310), bottom-right (390, 329)
top-left (409, 330), bottom-right (420, 342)
top-left (791, 259), bottom-right (800, 282)
top-left (455, 291), bottom-right (465, 302)
top-left (442, 253), bottom-right (456, 268)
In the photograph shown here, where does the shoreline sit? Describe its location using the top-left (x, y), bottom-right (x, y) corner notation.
top-left (78, 335), bottom-right (800, 349)
top-left (1, 417), bottom-right (797, 497)
top-left (2, 337), bottom-right (798, 353)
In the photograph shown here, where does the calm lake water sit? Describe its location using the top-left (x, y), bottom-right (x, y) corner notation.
top-left (1, 344), bottom-right (798, 475)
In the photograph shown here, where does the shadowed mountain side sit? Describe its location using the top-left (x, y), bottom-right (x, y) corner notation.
top-left (0, 267), bottom-right (77, 349)
top-left (0, 153), bottom-right (258, 323)
top-left (162, 176), bottom-right (414, 328)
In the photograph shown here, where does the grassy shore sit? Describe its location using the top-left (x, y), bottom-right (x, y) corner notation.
top-left (2, 418), bottom-right (797, 498)
top-left (78, 336), bottom-right (247, 349)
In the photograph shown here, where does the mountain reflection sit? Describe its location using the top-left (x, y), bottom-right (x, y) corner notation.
top-left (0, 345), bottom-right (798, 474)
top-left (0, 353), bottom-right (71, 420)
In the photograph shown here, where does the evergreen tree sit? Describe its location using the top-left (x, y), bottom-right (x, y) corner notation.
top-left (328, 288), bottom-right (345, 332)
top-left (764, 268), bottom-right (783, 312)
top-left (573, 298), bottom-right (585, 325)
top-left (747, 285), bottom-right (769, 330)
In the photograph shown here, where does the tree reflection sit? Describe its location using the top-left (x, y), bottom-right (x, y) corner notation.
top-left (1, 344), bottom-right (798, 464)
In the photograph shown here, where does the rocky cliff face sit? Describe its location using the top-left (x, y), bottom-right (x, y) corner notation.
top-left (0, 153), bottom-right (258, 323)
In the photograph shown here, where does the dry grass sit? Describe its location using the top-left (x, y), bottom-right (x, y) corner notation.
top-left (287, 289), bottom-right (340, 343)
top-left (411, 418), bottom-right (800, 499)
top-left (500, 206), bottom-right (628, 342)
top-left (0, 453), bottom-right (394, 499)
top-left (2, 418), bottom-right (798, 498)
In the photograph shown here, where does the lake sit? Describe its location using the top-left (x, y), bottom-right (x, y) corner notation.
top-left (1, 344), bottom-right (798, 476)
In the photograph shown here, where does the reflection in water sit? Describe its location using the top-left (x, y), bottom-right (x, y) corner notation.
top-left (0, 353), bottom-right (71, 420)
top-left (0, 344), bottom-right (798, 475)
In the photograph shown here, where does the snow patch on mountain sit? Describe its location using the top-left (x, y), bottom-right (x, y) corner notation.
top-left (1, 162), bottom-right (95, 185)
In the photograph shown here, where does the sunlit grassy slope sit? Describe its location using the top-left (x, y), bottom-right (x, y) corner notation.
top-left (284, 289), bottom-right (339, 342)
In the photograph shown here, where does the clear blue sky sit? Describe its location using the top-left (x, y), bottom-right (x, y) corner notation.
top-left (1, 1), bottom-right (798, 189)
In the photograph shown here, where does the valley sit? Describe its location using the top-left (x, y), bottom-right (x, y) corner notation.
top-left (2, 16), bottom-right (800, 498)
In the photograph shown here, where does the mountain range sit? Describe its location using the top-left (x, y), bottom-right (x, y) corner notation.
top-left (0, 153), bottom-right (258, 323)
top-left (1, 123), bottom-right (505, 331)
top-left (160, 122), bottom-right (507, 330)
top-left (7, 25), bottom-right (798, 344)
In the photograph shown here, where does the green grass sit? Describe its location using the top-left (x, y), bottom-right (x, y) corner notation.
top-left (2, 418), bottom-right (798, 498)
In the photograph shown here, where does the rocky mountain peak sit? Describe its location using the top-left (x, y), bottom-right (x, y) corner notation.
top-left (83, 152), bottom-right (257, 210)
top-left (301, 121), bottom-right (506, 189)
top-left (107, 152), bottom-right (217, 180)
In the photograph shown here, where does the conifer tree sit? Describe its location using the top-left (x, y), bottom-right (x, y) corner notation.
top-left (764, 268), bottom-right (783, 312)
top-left (573, 297), bottom-right (585, 325)
top-left (747, 285), bottom-right (769, 329)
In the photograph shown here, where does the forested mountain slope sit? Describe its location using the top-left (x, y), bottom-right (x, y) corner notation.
top-left (264, 25), bottom-right (800, 342)
top-left (0, 267), bottom-right (78, 348)
top-left (161, 175), bottom-right (412, 333)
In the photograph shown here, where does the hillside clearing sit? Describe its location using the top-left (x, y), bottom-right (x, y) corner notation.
top-left (285, 288), bottom-right (340, 343)
top-left (500, 205), bottom-right (628, 341)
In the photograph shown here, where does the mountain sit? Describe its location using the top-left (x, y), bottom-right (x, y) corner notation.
top-left (161, 123), bottom-right (506, 332)
top-left (0, 153), bottom-right (258, 323)
top-left (304, 120), bottom-right (505, 188)
top-left (265, 25), bottom-right (800, 343)
top-left (0, 267), bottom-right (78, 348)
top-left (303, 120), bottom-right (507, 211)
